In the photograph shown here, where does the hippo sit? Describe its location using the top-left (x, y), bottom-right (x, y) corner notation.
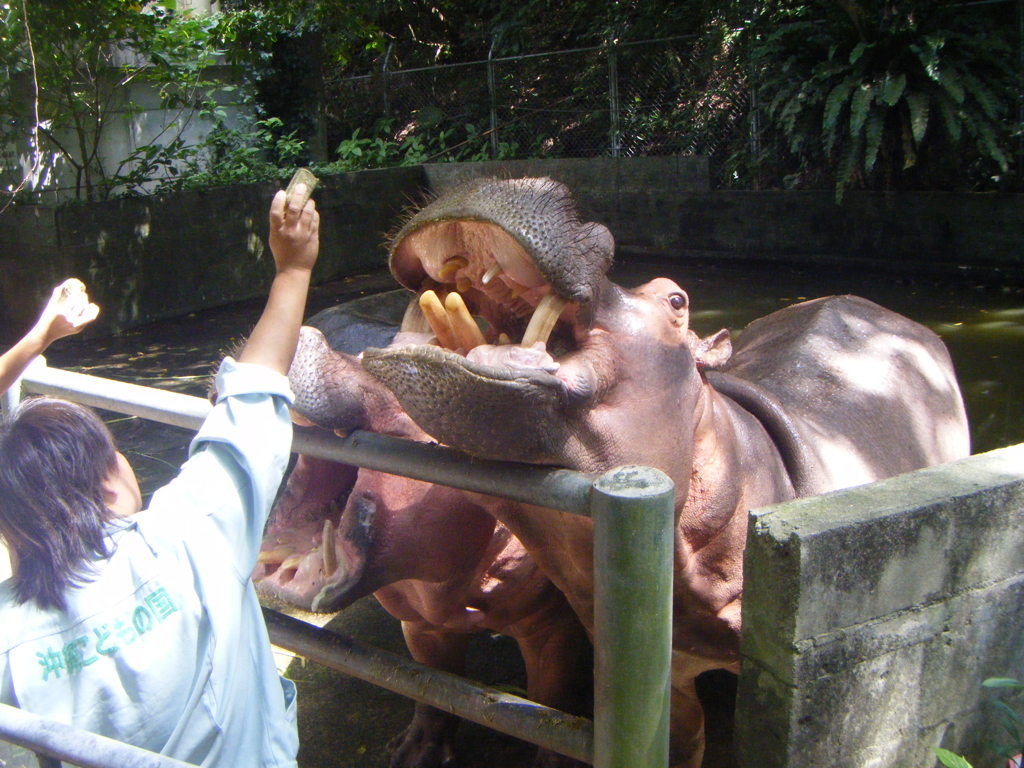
top-left (253, 296), bottom-right (592, 768)
top-left (351, 176), bottom-right (971, 767)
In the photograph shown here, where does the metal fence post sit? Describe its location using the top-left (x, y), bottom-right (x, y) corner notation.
top-left (488, 37), bottom-right (499, 157)
top-left (381, 42), bottom-right (393, 117)
top-left (607, 38), bottom-right (621, 158)
top-left (591, 465), bottom-right (674, 768)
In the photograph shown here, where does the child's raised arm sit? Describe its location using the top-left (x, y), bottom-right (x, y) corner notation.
top-left (0, 278), bottom-right (99, 394)
top-left (237, 184), bottom-right (320, 375)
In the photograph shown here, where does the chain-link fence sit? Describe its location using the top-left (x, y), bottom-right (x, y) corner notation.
top-left (321, 36), bottom-right (751, 165)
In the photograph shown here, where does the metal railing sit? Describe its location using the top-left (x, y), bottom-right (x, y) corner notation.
top-left (1, 357), bottom-right (675, 768)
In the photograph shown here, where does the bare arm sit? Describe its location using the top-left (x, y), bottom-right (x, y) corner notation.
top-left (236, 184), bottom-right (320, 375)
top-left (0, 278), bottom-right (99, 394)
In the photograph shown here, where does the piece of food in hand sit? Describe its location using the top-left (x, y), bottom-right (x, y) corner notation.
top-left (285, 168), bottom-right (319, 212)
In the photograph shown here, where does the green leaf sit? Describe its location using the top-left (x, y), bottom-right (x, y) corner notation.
top-left (906, 90), bottom-right (930, 145)
top-left (992, 700), bottom-right (1022, 740)
top-left (823, 77), bottom-right (856, 132)
top-left (935, 96), bottom-right (962, 143)
top-left (933, 747), bottom-right (973, 768)
top-left (823, 76), bottom-right (858, 154)
top-left (983, 678), bottom-right (1024, 689)
top-left (937, 67), bottom-right (966, 105)
top-left (849, 84), bottom-right (872, 139)
top-left (960, 72), bottom-right (1004, 121)
top-left (975, 121), bottom-right (1009, 171)
top-left (881, 73), bottom-right (906, 107)
top-left (863, 109), bottom-right (884, 174)
top-left (849, 41), bottom-right (869, 65)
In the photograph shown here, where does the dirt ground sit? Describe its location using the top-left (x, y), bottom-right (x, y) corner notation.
top-left (4, 269), bottom-right (737, 768)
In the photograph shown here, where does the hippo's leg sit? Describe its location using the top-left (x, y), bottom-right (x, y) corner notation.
top-left (670, 680), bottom-right (705, 768)
top-left (515, 606), bottom-right (593, 767)
top-left (387, 622), bottom-right (470, 768)
top-left (670, 651), bottom-right (729, 768)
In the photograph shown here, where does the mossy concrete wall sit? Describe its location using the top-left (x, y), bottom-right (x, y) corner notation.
top-left (425, 159), bottom-right (1024, 280)
top-left (0, 167), bottom-right (424, 341)
top-left (738, 443), bottom-right (1024, 768)
top-left (3, 157), bottom-right (1022, 342)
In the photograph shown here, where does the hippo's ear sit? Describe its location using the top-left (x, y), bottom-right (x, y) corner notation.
top-left (693, 328), bottom-right (732, 370)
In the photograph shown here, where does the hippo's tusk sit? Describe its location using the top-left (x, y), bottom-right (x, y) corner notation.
top-left (521, 293), bottom-right (568, 348)
top-left (438, 256), bottom-right (468, 281)
top-left (257, 547), bottom-right (294, 564)
top-left (419, 290), bottom-right (460, 350)
top-left (322, 519), bottom-right (337, 576)
top-left (444, 291), bottom-right (487, 350)
top-left (481, 264), bottom-right (502, 285)
top-left (279, 554), bottom-right (305, 571)
top-left (290, 410), bottom-right (317, 428)
top-left (401, 296), bottom-right (431, 334)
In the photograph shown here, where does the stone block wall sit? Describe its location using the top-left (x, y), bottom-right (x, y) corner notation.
top-left (0, 167), bottom-right (425, 341)
top-left (4, 158), bottom-right (1023, 342)
top-left (738, 444), bottom-right (1024, 767)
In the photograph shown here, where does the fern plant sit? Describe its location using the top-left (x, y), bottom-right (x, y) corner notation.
top-left (747, 0), bottom-right (1016, 200)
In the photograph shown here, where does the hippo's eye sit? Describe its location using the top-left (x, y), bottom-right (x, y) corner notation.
top-left (669, 292), bottom-right (688, 311)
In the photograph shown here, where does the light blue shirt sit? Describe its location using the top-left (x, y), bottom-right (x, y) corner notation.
top-left (0, 358), bottom-right (299, 767)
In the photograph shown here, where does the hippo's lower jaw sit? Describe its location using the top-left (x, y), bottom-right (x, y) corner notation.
top-left (254, 475), bottom-right (379, 614)
top-left (359, 263), bottom-right (612, 464)
top-left (362, 344), bottom-right (584, 464)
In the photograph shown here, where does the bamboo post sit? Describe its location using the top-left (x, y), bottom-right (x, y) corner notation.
top-left (592, 465), bottom-right (674, 768)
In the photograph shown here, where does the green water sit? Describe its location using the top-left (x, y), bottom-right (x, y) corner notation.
top-left (612, 258), bottom-right (1024, 455)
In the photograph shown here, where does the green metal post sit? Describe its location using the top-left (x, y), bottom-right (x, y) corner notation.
top-left (592, 465), bottom-right (675, 768)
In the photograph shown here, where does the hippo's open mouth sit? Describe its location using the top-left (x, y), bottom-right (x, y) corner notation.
top-left (392, 221), bottom-right (580, 369)
top-left (361, 177), bottom-right (615, 462)
top-left (253, 455), bottom-right (372, 613)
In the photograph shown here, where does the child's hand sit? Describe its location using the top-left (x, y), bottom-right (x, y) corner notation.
top-left (34, 278), bottom-right (100, 345)
top-left (268, 185), bottom-right (319, 274)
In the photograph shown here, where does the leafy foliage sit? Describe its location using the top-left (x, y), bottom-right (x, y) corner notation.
top-left (744, 0), bottom-right (1017, 199)
top-left (0, 0), bottom-right (289, 202)
top-left (933, 677), bottom-right (1024, 768)
top-left (3, 0), bottom-right (1019, 201)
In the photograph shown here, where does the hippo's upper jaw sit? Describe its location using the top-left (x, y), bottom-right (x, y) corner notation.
top-left (363, 176), bottom-right (615, 463)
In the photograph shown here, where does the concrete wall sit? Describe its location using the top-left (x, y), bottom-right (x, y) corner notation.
top-left (738, 443), bottom-right (1024, 768)
top-left (0, 167), bottom-right (425, 341)
top-left (3, 156), bottom-right (1023, 338)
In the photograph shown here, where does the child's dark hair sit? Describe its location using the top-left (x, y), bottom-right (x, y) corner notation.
top-left (0, 397), bottom-right (118, 611)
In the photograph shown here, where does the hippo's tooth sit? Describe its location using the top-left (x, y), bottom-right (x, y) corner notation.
top-left (481, 264), bottom-right (502, 285)
top-left (419, 290), bottom-right (460, 350)
top-left (444, 291), bottom-right (487, 350)
top-left (401, 296), bottom-right (431, 334)
top-left (279, 553), bottom-right (305, 571)
top-left (438, 256), bottom-right (468, 281)
top-left (322, 519), bottom-right (337, 576)
top-left (257, 546), bottom-right (294, 564)
top-left (521, 293), bottom-right (568, 348)
top-left (290, 410), bottom-right (316, 428)
top-left (498, 332), bottom-right (512, 345)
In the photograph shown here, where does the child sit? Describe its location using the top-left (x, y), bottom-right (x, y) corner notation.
top-left (0, 185), bottom-right (319, 768)
top-left (0, 277), bottom-right (99, 396)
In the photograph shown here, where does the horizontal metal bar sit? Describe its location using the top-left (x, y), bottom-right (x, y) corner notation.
top-left (19, 359), bottom-right (210, 431)
top-left (264, 609), bottom-right (594, 764)
top-left (293, 427), bottom-right (594, 515)
top-left (0, 703), bottom-right (198, 768)
top-left (18, 361), bottom-right (594, 515)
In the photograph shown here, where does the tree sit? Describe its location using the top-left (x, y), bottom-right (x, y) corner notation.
top-left (0, 0), bottom-right (282, 202)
